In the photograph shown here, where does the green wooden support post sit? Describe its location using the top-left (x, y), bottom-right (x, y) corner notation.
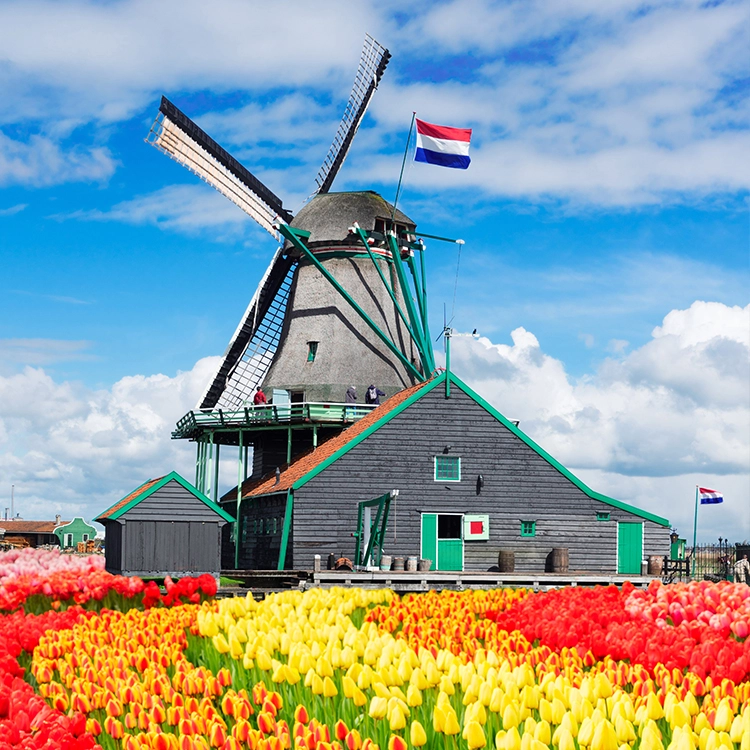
top-left (406, 249), bottom-right (435, 372)
top-left (195, 441), bottom-right (201, 489)
top-left (287, 426), bottom-right (292, 464)
top-left (235, 431), bottom-right (244, 569)
top-left (313, 424), bottom-right (318, 449)
top-left (277, 490), bottom-right (294, 571)
top-left (277, 224), bottom-right (424, 382)
top-left (353, 226), bottom-right (414, 339)
top-left (385, 233), bottom-right (432, 376)
top-left (212, 439), bottom-right (220, 502)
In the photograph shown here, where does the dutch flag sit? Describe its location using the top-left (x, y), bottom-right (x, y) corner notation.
top-left (699, 487), bottom-right (724, 505)
top-left (414, 118), bottom-right (472, 170)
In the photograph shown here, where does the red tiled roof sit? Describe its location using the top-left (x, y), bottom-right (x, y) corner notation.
top-left (96, 476), bottom-right (164, 520)
top-left (239, 379), bottom-right (435, 499)
top-left (0, 520), bottom-right (65, 534)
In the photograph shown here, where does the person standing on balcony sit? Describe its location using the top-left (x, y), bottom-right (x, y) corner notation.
top-left (253, 387), bottom-right (267, 405)
top-left (345, 386), bottom-right (357, 421)
top-left (365, 384), bottom-right (385, 405)
top-left (735, 553), bottom-right (750, 584)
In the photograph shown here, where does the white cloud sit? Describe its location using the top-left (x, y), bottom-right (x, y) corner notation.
top-left (447, 300), bottom-right (750, 539)
top-left (67, 184), bottom-right (269, 240)
top-left (0, 203), bottom-right (26, 216)
top-left (0, 339), bottom-right (95, 368)
top-left (0, 357), bottom-right (220, 524)
top-left (0, 131), bottom-right (116, 187)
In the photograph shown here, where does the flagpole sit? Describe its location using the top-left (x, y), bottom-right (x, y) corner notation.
top-left (392, 112), bottom-right (416, 220)
top-left (691, 485), bottom-right (699, 578)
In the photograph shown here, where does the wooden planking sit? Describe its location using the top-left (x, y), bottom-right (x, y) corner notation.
top-left (123, 480), bottom-right (227, 522)
top-left (291, 386), bottom-right (670, 571)
top-left (120, 519), bottom-right (221, 575)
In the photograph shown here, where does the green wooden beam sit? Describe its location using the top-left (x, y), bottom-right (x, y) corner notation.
top-left (353, 226), bottom-right (416, 344)
top-left (277, 223), bottom-right (424, 381)
top-left (406, 248), bottom-right (435, 372)
top-left (385, 233), bottom-right (433, 376)
top-left (277, 490), bottom-right (294, 570)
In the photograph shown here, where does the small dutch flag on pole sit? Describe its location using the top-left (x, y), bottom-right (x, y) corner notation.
top-left (414, 118), bottom-right (472, 169)
top-left (691, 485), bottom-right (725, 575)
top-left (698, 487), bottom-right (724, 505)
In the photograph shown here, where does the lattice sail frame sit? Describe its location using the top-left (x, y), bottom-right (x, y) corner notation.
top-left (314, 34), bottom-right (391, 194)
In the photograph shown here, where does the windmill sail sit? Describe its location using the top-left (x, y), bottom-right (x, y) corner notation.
top-left (146, 97), bottom-right (292, 239)
top-left (197, 248), bottom-right (297, 411)
top-left (314, 35), bottom-right (391, 194)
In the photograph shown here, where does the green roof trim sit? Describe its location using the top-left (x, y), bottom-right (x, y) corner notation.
top-left (97, 471), bottom-right (235, 523)
top-left (291, 377), bottom-right (444, 491)
top-left (292, 370), bottom-right (670, 528)
top-left (448, 375), bottom-right (671, 527)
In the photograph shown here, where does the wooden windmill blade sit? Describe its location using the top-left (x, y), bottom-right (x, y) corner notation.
top-left (196, 248), bottom-right (296, 411)
top-left (314, 34), bottom-right (391, 194)
top-left (146, 96), bottom-right (293, 239)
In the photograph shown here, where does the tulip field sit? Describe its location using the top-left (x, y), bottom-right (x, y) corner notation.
top-left (1, 549), bottom-right (749, 750)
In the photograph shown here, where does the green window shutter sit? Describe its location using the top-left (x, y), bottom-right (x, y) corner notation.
top-left (434, 456), bottom-right (461, 481)
top-left (521, 521), bottom-right (536, 537)
top-left (307, 342), bottom-right (318, 362)
top-left (596, 511), bottom-right (610, 521)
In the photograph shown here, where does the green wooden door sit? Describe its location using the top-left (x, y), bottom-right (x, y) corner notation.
top-left (421, 514), bottom-right (437, 566)
top-left (618, 522), bottom-right (643, 574)
top-left (437, 540), bottom-right (463, 571)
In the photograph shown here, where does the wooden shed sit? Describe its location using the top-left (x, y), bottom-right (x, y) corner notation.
top-left (96, 471), bottom-right (234, 578)
top-left (224, 371), bottom-right (671, 574)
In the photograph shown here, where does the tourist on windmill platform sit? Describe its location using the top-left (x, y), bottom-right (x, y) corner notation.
top-left (345, 385), bottom-right (357, 403)
top-left (253, 387), bottom-right (267, 405)
top-left (366, 384), bottom-right (385, 405)
top-left (735, 554), bottom-right (750, 584)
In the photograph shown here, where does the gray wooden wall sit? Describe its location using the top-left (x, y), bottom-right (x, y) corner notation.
top-left (290, 385), bottom-right (670, 572)
top-left (110, 479), bottom-right (225, 576)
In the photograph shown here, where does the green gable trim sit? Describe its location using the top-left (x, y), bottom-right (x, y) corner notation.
top-left (100, 471), bottom-right (235, 523)
top-left (449, 376), bottom-right (671, 528)
top-left (289, 370), bottom-right (669, 528)
top-left (291, 377), bottom-right (445, 491)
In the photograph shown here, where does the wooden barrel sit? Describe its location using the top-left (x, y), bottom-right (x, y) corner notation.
top-left (497, 549), bottom-right (515, 573)
top-left (551, 548), bottom-right (569, 573)
top-left (406, 556), bottom-right (418, 572)
top-left (647, 555), bottom-right (664, 576)
top-left (417, 558), bottom-right (432, 572)
top-left (391, 556), bottom-right (405, 571)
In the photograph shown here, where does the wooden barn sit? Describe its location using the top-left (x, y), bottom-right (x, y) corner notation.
top-left (222, 371), bottom-right (670, 574)
top-left (96, 471), bottom-right (233, 578)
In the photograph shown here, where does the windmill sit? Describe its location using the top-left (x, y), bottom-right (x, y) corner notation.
top-left (146, 36), bottom-right (436, 526)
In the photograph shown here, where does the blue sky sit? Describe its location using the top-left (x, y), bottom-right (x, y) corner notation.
top-left (1, 0), bottom-right (748, 541)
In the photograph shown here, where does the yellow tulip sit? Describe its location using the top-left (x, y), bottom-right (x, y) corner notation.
top-left (443, 708), bottom-right (461, 736)
top-left (352, 686), bottom-right (367, 707)
top-left (212, 634), bottom-right (230, 654)
top-left (433, 704), bottom-right (446, 733)
top-left (614, 715), bottom-right (636, 743)
top-left (406, 684), bottom-right (422, 707)
top-left (671, 702), bottom-right (691, 729)
top-left (464, 721), bottom-right (487, 749)
top-left (322, 676), bottom-right (337, 698)
top-left (388, 703), bottom-right (407, 731)
top-left (534, 720), bottom-right (551, 745)
top-left (502, 704), bottom-right (519, 730)
top-left (557, 727), bottom-right (576, 750)
top-left (578, 717), bottom-right (594, 747)
top-left (410, 720), bottom-right (427, 747)
top-left (713, 699), bottom-right (734, 733)
top-left (591, 720), bottom-right (618, 750)
top-left (311, 674), bottom-right (324, 695)
top-left (500, 727), bottom-right (521, 750)
top-left (369, 696), bottom-right (388, 720)
top-left (255, 648), bottom-right (272, 671)
top-left (489, 687), bottom-right (503, 713)
top-left (439, 675), bottom-right (455, 696)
